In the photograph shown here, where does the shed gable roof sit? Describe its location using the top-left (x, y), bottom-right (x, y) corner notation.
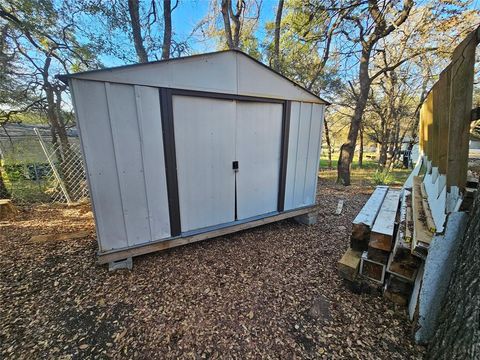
top-left (61, 50), bottom-right (328, 104)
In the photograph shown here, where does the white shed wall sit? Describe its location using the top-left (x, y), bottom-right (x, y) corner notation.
top-left (72, 52), bottom-right (323, 104)
top-left (71, 79), bottom-right (171, 252)
top-left (77, 52), bottom-right (238, 95)
top-left (235, 53), bottom-right (320, 103)
top-left (284, 102), bottom-right (325, 210)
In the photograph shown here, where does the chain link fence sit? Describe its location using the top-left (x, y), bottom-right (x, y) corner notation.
top-left (0, 124), bottom-right (89, 204)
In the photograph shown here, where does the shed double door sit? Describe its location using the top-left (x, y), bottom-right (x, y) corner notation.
top-left (173, 96), bottom-right (283, 232)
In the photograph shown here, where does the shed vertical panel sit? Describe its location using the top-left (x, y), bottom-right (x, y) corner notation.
top-left (303, 104), bottom-right (324, 204)
top-left (293, 103), bottom-right (313, 206)
top-left (173, 96), bottom-right (236, 232)
top-left (70, 80), bottom-right (128, 251)
top-left (311, 105), bottom-right (325, 198)
top-left (235, 102), bottom-right (283, 219)
top-left (134, 86), bottom-right (171, 240)
top-left (105, 83), bottom-right (151, 246)
top-left (284, 101), bottom-right (301, 210)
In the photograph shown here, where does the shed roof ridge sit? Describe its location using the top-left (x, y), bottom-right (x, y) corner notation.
top-left (58, 50), bottom-right (329, 105)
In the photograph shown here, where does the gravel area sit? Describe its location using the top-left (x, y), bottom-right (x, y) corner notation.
top-left (0, 178), bottom-right (426, 359)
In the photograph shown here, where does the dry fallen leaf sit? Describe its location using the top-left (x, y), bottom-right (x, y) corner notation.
top-left (0, 180), bottom-right (426, 359)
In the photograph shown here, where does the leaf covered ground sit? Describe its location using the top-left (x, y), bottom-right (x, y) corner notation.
top-left (0, 178), bottom-right (425, 359)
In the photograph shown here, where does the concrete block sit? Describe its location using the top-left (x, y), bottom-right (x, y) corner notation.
top-left (108, 257), bottom-right (133, 271)
top-left (294, 212), bottom-right (317, 225)
top-left (415, 212), bottom-right (468, 343)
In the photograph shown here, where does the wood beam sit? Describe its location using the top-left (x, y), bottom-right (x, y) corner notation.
top-left (97, 206), bottom-right (315, 264)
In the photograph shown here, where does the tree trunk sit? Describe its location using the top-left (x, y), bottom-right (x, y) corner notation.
top-left (386, 98), bottom-right (400, 168)
top-left (44, 79), bottom-right (80, 201)
top-left (162, 0), bottom-right (172, 59)
top-left (378, 127), bottom-right (390, 168)
top-left (336, 0), bottom-right (413, 185)
top-left (337, 49), bottom-right (371, 185)
top-left (386, 119), bottom-right (400, 169)
top-left (273, 0), bottom-right (284, 71)
top-left (427, 192), bottom-right (480, 359)
top-left (128, 0), bottom-right (148, 63)
top-left (220, 0), bottom-right (243, 49)
top-left (221, 0), bottom-right (234, 49)
top-left (358, 124), bottom-right (364, 168)
top-left (0, 167), bottom-right (10, 198)
top-left (324, 117), bottom-right (332, 169)
top-left (230, 0), bottom-right (242, 48)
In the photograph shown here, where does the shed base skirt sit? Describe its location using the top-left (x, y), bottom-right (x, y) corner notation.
top-left (97, 206), bottom-right (315, 264)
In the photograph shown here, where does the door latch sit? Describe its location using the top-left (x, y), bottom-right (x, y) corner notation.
top-left (232, 161), bottom-right (239, 172)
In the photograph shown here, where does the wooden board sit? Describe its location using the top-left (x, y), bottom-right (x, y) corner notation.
top-left (384, 275), bottom-right (413, 306)
top-left (446, 28), bottom-right (477, 190)
top-left (387, 191), bottom-right (421, 282)
top-left (350, 186), bottom-right (389, 251)
top-left (367, 247), bottom-right (390, 264)
top-left (421, 198), bottom-right (436, 233)
top-left (97, 206), bottom-right (314, 264)
top-left (335, 200), bottom-right (344, 215)
top-left (387, 253), bottom-right (419, 283)
top-left (352, 186), bottom-right (389, 228)
top-left (412, 177), bottom-right (434, 258)
top-left (369, 189), bottom-right (401, 252)
top-left (431, 83), bottom-right (440, 168)
top-left (360, 252), bottom-right (386, 284)
top-left (405, 206), bottom-right (413, 242)
top-left (338, 248), bottom-right (362, 281)
top-left (421, 95), bottom-right (433, 159)
top-left (437, 66), bottom-right (451, 174)
top-left (30, 231), bottom-right (90, 243)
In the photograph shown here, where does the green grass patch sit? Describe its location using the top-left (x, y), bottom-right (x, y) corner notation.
top-left (319, 154), bottom-right (410, 187)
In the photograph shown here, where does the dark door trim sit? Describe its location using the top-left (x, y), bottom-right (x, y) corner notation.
top-left (159, 87), bottom-right (291, 235)
top-left (277, 101), bottom-right (291, 212)
top-left (159, 88), bottom-right (181, 236)
top-left (170, 88), bottom-right (285, 104)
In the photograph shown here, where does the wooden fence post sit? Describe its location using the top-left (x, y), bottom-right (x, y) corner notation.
top-left (437, 66), bottom-right (451, 175)
top-left (431, 84), bottom-right (440, 169)
top-left (423, 92), bottom-right (434, 164)
top-left (446, 29), bottom-right (479, 192)
top-left (419, 102), bottom-right (425, 155)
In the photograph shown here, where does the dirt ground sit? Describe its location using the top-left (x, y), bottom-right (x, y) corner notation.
top-left (0, 178), bottom-right (425, 359)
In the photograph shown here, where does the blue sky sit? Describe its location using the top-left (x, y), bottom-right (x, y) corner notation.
top-left (171, 0), bottom-right (279, 49)
top-left (99, 0), bottom-right (280, 67)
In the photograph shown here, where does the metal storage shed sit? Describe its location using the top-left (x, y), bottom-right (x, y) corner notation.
top-left (61, 50), bottom-right (327, 265)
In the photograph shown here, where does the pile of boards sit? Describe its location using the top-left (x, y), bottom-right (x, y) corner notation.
top-left (338, 184), bottom-right (427, 306)
top-left (338, 168), bottom-right (479, 307)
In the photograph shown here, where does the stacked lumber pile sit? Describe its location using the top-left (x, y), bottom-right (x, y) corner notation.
top-left (338, 184), bottom-right (431, 306)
